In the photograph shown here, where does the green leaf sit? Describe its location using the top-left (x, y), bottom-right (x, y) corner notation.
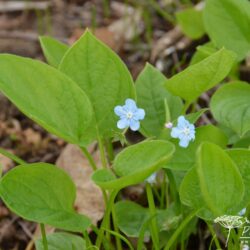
top-left (0, 163), bottom-right (91, 232)
top-left (114, 201), bottom-right (181, 237)
top-left (190, 42), bottom-right (217, 65)
top-left (211, 81), bottom-right (250, 137)
top-left (227, 149), bottom-right (250, 209)
top-left (35, 232), bottom-right (86, 250)
top-left (196, 142), bottom-right (244, 216)
top-left (204, 0), bottom-right (250, 61)
top-left (39, 36), bottom-right (69, 68)
top-left (92, 140), bottom-right (175, 190)
top-left (59, 30), bottom-right (135, 140)
top-left (166, 125), bottom-right (227, 170)
top-left (180, 142), bottom-right (244, 219)
top-left (115, 201), bottom-right (149, 237)
top-left (165, 48), bottom-right (236, 102)
top-left (176, 8), bottom-right (205, 39)
top-left (135, 63), bottom-right (183, 138)
top-left (0, 54), bottom-right (94, 147)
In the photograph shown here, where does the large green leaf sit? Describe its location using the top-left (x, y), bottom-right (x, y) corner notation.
top-left (39, 36), bottom-right (69, 68)
top-left (196, 142), bottom-right (244, 216)
top-left (165, 125), bottom-right (227, 170)
top-left (180, 143), bottom-right (245, 219)
top-left (165, 48), bottom-right (236, 102)
top-left (59, 31), bottom-right (135, 140)
top-left (36, 232), bottom-right (86, 250)
top-left (204, 0), bottom-right (250, 61)
top-left (176, 8), bottom-right (205, 39)
top-left (0, 54), bottom-right (94, 146)
top-left (211, 81), bottom-right (250, 137)
top-left (135, 63), bottom-right (182, 138)
top-left (92, 140), bottom-right (175, 190)
top-left (0, 163), bottom-right (91, 232)
top-left (227, 149), bottom-right (250, 209)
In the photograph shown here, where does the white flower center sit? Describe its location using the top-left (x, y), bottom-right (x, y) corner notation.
top-left (182, 127), bottom-right (190, 136)
top-left (126, 111), bottom-right (133, 119)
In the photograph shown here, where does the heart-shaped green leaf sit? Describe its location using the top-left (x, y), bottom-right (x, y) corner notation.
top-left (166, 125), bottom-right (227, 170)
top-left (165, 48), bottom-right (236, 102)
top-left (59, 31), bottom-right (135, 141)
top-left (211, 81), bottom-right (250, 137)
top-left (204, 0), bottom-right (250, 61)
top-left (0, 163), bottom-right (91, 232)
top-left (35, 232), bottom-right (86, 250)
top-left (0, 54), bottom-right (94, 147)
top-left (135, 63), bottom-right (183, 138)
top-left (39, 36), bottom-right (69, 68)
top-left (180, 142), bottom-right (244, 219)
top-left (92, 140), bottom-right (175, 190)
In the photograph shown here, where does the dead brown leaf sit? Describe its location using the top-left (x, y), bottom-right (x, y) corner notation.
top-left (56, 144), bottom-right (105, 226)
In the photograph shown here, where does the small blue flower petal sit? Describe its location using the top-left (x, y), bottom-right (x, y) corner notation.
top-left (130, 119), bottom-right (140, 131)
top-left (179, 138), bottom-right (189, 148)
top-left (125, 99), bottom-right (137, 111)
top-left (114, 105), bottom-right (125, 116)
top-left (171, 127), bottom-right (181, 138)
top-left (117, 119), bottom-right (129, 129)
top-left (134, 108), bottom-right (145, 120)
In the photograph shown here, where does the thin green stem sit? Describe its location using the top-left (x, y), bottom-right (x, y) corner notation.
top-left (96, 190), bottom-right (118, 248)
top-left (146, 183), bottom-right (159, 249)
top-left (111, 206), bottom-right (123, 250)
top-left (181, 101), bottom-right (192, 115)
top-left (164, 209), bottom-right (198, 250)
top-left (106, 138), bottom-right (114, 163)
top-left (40, 223), bottom-right (48, 250)
top-left (98, 136), bottom-right (108, 168)
top-left (80, 147), bottom-right (97, 171)
top-left (0, 148), bottom-right (26, 165)
top-left (206, 222), bottom-right (221, 250)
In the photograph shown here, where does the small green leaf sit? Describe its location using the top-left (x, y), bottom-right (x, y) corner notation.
top-left (176, 8), bottom-right (205, 39)
top-left (204, 0), bottom-right (250, 61)
top-left (0, 54), bottom-right (94, 146)
top-left (166, 125), bottom-right (227, 170)
top-left (35, 232), bottom-right (86, 250)
top-left (136, 63), bottom-right (183, 138)
top-left (165, 48), bottom-right (236, 102)
top-left (227, 149), bottom-right (250, 209)
top-left (59, 30), bottom-right (135, 140)
top-left (39, 36), bottom-right (69, 68)
top-left (114, 201), bottom-right (181, 237)
top-left (115, 201), bottom-right (149, 237)
top-left (211, 81), bottom-right (250, 137)
top-left (92, 140), bottom-right (175, 190)
top-left (0, 163), bottom-right (91, 232)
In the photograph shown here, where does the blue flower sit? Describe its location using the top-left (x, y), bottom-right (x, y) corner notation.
top-left (114, 99), bottom-right (145, 131)
top-left (146, 172), bottom-right (157, 185)
top-left (170, 116), bottom-right (195, 148)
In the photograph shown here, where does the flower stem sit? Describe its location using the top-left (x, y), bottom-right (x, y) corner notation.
top-left (40, 223), bottom-right (48, 250)
top-left (80, 146), bottom-right (97, 171)
top-left (164, 209), bottom-right (198, 250)
top-left (96, 190), bottom-right (118, 248)
top-left (98, 135), bottom-right (108, 168)
top-left (146, 183), bottom-right (159, 249)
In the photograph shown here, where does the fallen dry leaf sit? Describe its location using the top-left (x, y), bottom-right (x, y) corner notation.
top-left (56, 144), bottom-right (105, 226)
top-left (0, 151), bottom-right (14, 172)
